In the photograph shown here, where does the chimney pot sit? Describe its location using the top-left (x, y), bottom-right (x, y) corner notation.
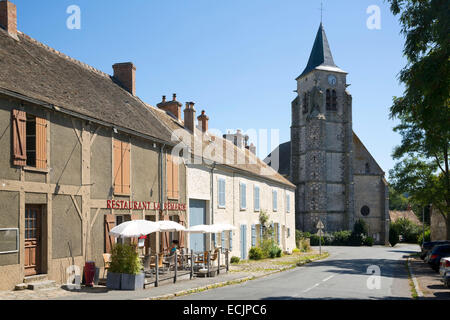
top-left (162, 95), bottom-right (166, 103)
top-left (173, 93), bottom-right (177, 101)
top-left (197, 110), bottom-right (209, 133)
top-left (0, 0), bottom-right (18, 39)
top-left (112, 62), bottom-right (136, 96)
top-left (184, 101), bottom-right (196, 133)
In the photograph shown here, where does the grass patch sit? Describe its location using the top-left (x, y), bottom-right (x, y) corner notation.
top-left (405, 259), bottom-right (419, 299)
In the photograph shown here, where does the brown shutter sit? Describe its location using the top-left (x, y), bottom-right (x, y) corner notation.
top-left (166, 154), bottom-right (173, 199)
top-left (160, 214), bottom-right (170, 252)
top-left (113, 139), bottom-right (122, 194)
top-left (172, 156), bottom-right (179, 199)
top-left (104, 215), bottom-right (116, 253)
top-left (178, 213), bottom-right (185, 248)
top-left (35, 117), bottom-right (47, 169)
top-left (122, 141), bottom-right (131, 195)
top-left (12, 110), bottom-right (27, 166)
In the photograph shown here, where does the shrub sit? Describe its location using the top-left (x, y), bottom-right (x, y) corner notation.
top-left (269, 245), bottom-right (282, 258)
top-left (363, 236), bottom-right (374, 247)
top-left (391, 218), bottom-right (422, 243)
top-left (353, 219), bottom-right (369, 236)
top-left (109, 243), bottom-right (143, 275)
top-left (300, 239), bottom-right (311, 252)
top-left (332, 230), bottom-right (352, 245)
top-left (230, 256), bottom-right (240, 264)
top-left (249, 247), bottom-right (264, 260)
top-left (292, 248), bottom-right (300, 253)
top-left (389, 223), bottom-right (400, 247)
top-left (417, 228), bottom-right (431, 245)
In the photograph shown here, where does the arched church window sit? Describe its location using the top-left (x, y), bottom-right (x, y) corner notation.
top-left (326, 89), bottom-right (331, 110)
top-left (302, 92), bottom-right (309, 114)
top-left (331, 90), bottom-right (337, 111)
top-left (365, 162), bottom-right (370, 174)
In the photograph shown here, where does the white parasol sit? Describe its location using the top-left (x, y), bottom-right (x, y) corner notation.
top-left (109, 220), bottom-right (160, 238)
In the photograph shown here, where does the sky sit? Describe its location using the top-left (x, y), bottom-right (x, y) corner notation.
top-left (13, 0), bottom-right (406, 176)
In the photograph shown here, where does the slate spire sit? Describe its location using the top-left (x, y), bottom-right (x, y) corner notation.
top-left (298, 23), bottom-right (337, 79)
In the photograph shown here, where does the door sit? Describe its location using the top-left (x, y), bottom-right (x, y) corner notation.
top-left (25, 205), bottom-right (42, 276)
top-left (189, 199), bottom-right (206, 253)
top-left (240, 225), bottom-right (247, 260)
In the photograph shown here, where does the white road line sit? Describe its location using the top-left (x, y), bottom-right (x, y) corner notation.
top-left (322, 275), bottom-right (335, 282)
top-left (302, 283), bottom-right (320, 293)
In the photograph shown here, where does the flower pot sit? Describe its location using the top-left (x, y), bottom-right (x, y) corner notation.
top-left (121, 272), bottom-right (145, 290)
top-left (106, 272), bottom-right (122, 290)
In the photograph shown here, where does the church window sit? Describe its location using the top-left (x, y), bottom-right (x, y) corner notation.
top-left (326, 89), bottom-right (331, 110)
top-left (331, 90), bottom-right (337, 111)
top-left (302, 93), bottom-right (309, 114)
top-left (365, 162), bottom-right (370, 174)
top-left (361, 206), bottom-right (370, 217)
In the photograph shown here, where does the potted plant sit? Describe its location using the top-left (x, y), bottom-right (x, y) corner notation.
top-left (107, 243), bottom-right (144, 290)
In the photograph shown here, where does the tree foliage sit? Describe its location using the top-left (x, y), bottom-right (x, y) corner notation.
top-left (386, 0), bottom-right (450, 239)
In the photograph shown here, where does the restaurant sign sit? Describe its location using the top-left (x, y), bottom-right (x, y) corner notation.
top-left (107, 200), bottom-right (186, 211)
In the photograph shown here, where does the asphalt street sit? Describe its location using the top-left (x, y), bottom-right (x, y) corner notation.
top-left (175, 244), bottom-right (419, 300)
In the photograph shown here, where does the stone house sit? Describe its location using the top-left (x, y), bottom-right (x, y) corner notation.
top-left (0, 1), bottom-right (187, 290)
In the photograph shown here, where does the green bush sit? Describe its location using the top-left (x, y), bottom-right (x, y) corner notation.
top-left (332, 230), bottom-right (352, 245)
top-left (292, 248), bottom-right (300, 253)
top-left (300, 239), bottom-right (311, 252)
top-left (269, 245), bottom-right (282, 258)
top-left (417, 228), bottom-right (431, 245)
top-left (363, 236), bottom-right (374, 247)
top-left (248, 247), bottom-right (264, 260)
top-left (389, 223), bottom-right (400, 247)
top-left (109, 243), bottom-right (143, 275)
top-left (391, 218), bottom-right (422, 243)
top-left (230, 256), bottom-right (240, 264)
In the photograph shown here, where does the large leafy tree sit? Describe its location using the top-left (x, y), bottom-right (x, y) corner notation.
top-left (386, 0), bottom-right (449, 239)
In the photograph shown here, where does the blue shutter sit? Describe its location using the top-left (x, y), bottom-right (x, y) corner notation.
top-left (286, 194), bottom-right (290, 213)
top-left (219, 179), bottom-right (226, 207)
top-left (221, 231), bottom-right (225, 248)
top-left (229, 231), bottom-right (233, 251)
top-left (260, 224), bottom-right (263, 242)
top-left (243, 184), bottom-right (246, 209)
top-left (212, 233), bottom-right (216, 247)
top-left (251, 225), bottom-right (256, 247)
top-left (277, 224), bottom-right (281, 244)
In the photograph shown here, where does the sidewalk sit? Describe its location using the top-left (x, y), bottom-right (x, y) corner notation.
top-left (0, 251), bottom-right (328, 300)
top-left (409, 256), bottom-right (450, 300)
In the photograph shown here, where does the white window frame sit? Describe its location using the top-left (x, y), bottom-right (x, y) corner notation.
top-left (254, 185), bottom-right (260, 212)
top-left (218, 177), bottom-right (226, 208)
top-left (272, 189), bottom-right (278, 212)
top-left (240, 182), bottom-right (247, 210)
top-left (0, 228), bottom-right (19, 254)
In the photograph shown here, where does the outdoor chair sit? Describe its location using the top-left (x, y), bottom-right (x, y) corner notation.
top-left (194, 251), bottom-right (209, 266)
top-left (210, 248), bottom-right (219, 265)
top-left (149, 253), bottom-right (167, 274)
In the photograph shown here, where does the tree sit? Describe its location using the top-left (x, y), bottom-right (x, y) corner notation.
top-left (386, 0), bottom-right (450, 239)
top-left (389, 185), bottom-right (409, 210)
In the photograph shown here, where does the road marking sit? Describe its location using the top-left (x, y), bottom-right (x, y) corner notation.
top-left (302, 283), bottom-right (320, 293)
top-left (322, 275), bottom-right (335, 282)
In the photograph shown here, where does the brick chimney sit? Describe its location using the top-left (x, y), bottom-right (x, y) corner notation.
top-left (246, 143), bottom-right (256, 155)
top-left (197, 110), bottom-right (209, 133)
top-left (184, 102), bottom-right (196, 133)
top-left (112, 62), bottom-right (136, 96)
top-left (0, 0), bottom-right (18, 39)
top-left (157, 93), bottom-right (182, 120)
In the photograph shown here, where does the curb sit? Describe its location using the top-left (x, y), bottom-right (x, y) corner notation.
top-left (145, 252), bottom-right (329, 300)
top-left (406, 257), bottom-right (424, 298)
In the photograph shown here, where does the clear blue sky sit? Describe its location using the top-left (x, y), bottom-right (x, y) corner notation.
top-left (14, 0), bottom-right (406, 175)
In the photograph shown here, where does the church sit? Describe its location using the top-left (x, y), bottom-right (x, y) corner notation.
top-left (266, 23), bottom-right (390, 244)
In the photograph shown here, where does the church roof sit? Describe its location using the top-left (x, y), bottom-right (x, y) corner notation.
top-left (297, 23), bottom-right (346, 79)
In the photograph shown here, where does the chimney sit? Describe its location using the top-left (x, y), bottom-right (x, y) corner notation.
top-left (112, 62), bottom-right (136, 96)
top-left (0, 0), bottom-right (18, 39)
top-left (197, 110), bottom-right (209, 133)
top-left (184, 102), bottom-right (196, 133)
top-left (157, 93), bottom-right (182, 120)
top-left (246, 143), bottom-right (256, 155)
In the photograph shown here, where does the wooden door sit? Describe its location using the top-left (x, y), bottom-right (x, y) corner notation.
top-left (25, 205), bottom-right (41, 276)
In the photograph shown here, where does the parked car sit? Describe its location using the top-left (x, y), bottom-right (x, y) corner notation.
top-left (427, 244), bottom-right (450, 272)
top-left (439, 257), bottom-right (450, 288)
top-left (420, 241), bottom-right (450, 260)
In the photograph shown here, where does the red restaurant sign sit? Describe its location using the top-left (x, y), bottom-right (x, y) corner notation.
top-left (106, 200), bottom-right (186, 211)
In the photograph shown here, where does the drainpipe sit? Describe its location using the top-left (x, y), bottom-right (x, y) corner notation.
top-left (158, 144), bottom-right (165, 253)
top-left (210, 162), bottom-right (217, 250)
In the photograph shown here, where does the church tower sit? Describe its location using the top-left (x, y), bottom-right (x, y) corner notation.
top-left (291, 23), bottom-right (355, 233)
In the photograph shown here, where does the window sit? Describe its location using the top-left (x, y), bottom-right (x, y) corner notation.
top-left (11, 110), bottom-right (47, 169)
top-left (218, 178), bottom-right (226, 208)
top-left (361, 205), bottom-right (370, 217)
top-left (326, 89), bottom-right (331, 110)
top-left (272, 189), bottom-right (278, 212)
top-left (254, 185), bottom-right (260, 212)
top-left (166, 153), bottom-right (179, 199)
top-left (331, 90), bottom-right (337, 110)
top-left (326, 89), bottom-right (337, 111)
top-left (286, 194), bottom-right (290, 213)
top-left (302, 92), bottom-right (309, 114)
top-left (113, 138), bottom-right (131, 195)
top-left (240, 182), bottom-right (247, 210)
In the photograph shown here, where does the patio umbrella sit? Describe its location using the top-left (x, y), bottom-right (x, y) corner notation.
top-left (185, 224), bottom-right (217, 233)
top-left (109, 220), bottom-right (160, 238)
top-left (210, 223), bottom-right (237, 232)
top-left (156, 220), bottom-right (186, 232)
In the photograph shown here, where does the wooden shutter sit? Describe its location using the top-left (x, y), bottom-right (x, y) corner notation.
top-left (113, 139), bottom-right (123, 194)
top-left (178, 214), bottom-right (185, 248)
top-left (122, 141), bottom-right (131, 195)
top-left (12, 110), bottom-right (27, 166)
top-left (161, 214), bottom-right (170, 252)
top-left (229, 231), bottom-right (233, 251)
top-left (166, 154), bottom-right (173, 199)
top-left (172, 156), bottom-right (179, 199)
top-left (35, 117), bottom-right (47, 169)
top-left (251, 225), bottom-right (256, 247)
top-left (104, 215), bottom-right (116, 253)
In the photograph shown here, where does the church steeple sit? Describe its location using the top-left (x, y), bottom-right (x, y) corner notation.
top-left (297, 23), bottom-right (343, 79)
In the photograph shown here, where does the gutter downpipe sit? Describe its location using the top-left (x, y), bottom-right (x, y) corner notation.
top-left (158, 144), bottom-right (166, 253)
top-left (210, 161), bottom-right (217, 251)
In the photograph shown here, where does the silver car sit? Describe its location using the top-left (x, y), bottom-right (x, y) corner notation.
top-left (439, 257), bottom-right (450, 288)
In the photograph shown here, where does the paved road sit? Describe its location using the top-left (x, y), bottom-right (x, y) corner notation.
top-left (176, 244), bottom-right (419, 300)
